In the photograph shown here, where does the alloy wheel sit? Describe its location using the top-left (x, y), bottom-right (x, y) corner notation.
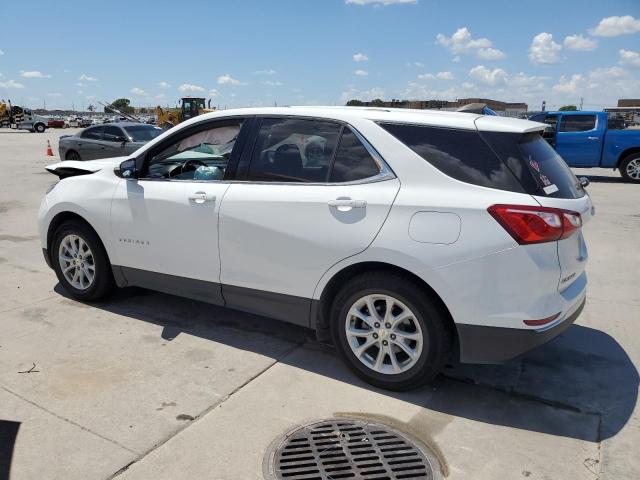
top-left (345, 294), bottom-right (424, 375)
top-left (58, 234), bottom-right (95, 290)
top-left (626, 158), bottom-right (640, 180)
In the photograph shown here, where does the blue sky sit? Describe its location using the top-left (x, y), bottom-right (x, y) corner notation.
top-left (1, 0), bottom-right (639, 111)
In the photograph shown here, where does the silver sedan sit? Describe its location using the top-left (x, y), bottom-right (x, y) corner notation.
top-left (58, 122), bottom-right (163, 161)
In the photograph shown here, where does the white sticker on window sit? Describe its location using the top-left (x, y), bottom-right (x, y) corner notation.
top-left (543, 184), bottom-right (559, 195)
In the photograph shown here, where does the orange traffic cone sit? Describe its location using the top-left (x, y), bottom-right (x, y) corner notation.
top-left (46, 140), bottom-right (54, 157)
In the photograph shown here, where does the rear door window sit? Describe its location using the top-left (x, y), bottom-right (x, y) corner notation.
top-left (378, 122), bottom-right (525, 192)
top-left (330, 129), bottom-right (381, 182)
top-left (104, 126), bottom-right (126, 142)
top-left (81, 126), bottom-right (103, 140)
top-left (247, 118), bottom-right (341, 183)
top-left (559, 115), bottom-right (596, 132)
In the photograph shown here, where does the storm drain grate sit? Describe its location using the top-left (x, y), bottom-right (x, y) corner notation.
top-left (264, 418), bottom-right (441, 480)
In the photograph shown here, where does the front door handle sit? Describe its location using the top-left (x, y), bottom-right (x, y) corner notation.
top-left (328, 198), bottom-right (367, 211)
top-left (587, 136), bottom-right (599, 141)
top-left (188, 192), bottom-right (216, 205)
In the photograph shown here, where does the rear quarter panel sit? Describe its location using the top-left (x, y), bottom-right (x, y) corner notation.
top-left (602, 129), bottom-right (640, 168)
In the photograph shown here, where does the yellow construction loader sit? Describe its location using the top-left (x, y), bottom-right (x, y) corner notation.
top-left (156, 97), bottom-right (215, 129)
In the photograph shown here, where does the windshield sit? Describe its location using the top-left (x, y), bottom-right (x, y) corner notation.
top-left (124, 125), bottom-right (163, 142)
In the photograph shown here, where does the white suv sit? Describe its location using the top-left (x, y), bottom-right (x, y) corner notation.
top-left (39, 106), bottom-right (591, 390)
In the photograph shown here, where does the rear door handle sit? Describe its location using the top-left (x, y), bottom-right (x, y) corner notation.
top-left (587, 136), bottom-right (599, 141)
top-left (328, 198), bottom-right (367, 211)
top-left (188, 192), bottom-right (216, 204)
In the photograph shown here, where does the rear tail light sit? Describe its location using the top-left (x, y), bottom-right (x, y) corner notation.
top-left (488, 204), bottom-right (582, 245)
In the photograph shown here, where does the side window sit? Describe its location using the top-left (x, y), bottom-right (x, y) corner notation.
top-left (104, 126), bottom-right (126, 142)
top-left (142, 121), bottom-right (242, 180)
top-left (379, 122), bottom-right (525, 193)
top-left (559, 115), bottom-right (596, 132)
top-left (247, 118), bottom-right (341, 182)
top-left (81, 126), bottom-right (103, 140)
top-left (330, 129), bottom-right (381, 182)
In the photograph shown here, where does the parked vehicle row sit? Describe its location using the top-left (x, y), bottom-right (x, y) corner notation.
top-left (40, 106), bottom-right (591, 390)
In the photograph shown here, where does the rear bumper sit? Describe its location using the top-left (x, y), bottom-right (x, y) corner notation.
top-left (456, 296), bottom-right (585, 364)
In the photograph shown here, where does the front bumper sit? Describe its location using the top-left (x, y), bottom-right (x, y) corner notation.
top-left (456, 296), bottom-right (586, 364)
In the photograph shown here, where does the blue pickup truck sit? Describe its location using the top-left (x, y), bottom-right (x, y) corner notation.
top-left (529, 111), bottom-right (640, 183)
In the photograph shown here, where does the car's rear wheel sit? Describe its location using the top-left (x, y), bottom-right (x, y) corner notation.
top-left (35, 123), bottom-right (46, 133)
top-left (65, 150), bottom-right (82, 161)
top-left (331, 272), bottom-right (452, 391)
top-left (619, 153), bottom-right (640, 183)
top-left (52, 221), bottom-right (114, 301)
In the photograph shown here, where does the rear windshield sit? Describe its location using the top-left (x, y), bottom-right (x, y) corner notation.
top-left (124, 125), bottom-right (163, 142)
top-left (482, 131), bottom-right (585, 199)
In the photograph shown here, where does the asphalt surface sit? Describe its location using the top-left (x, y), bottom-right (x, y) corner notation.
top-left (0, 128), bottom-right (638, 479)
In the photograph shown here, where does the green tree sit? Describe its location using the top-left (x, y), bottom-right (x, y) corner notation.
top-left (559, 105), bottom-right (577, 111)
top-left (87, 104), bottom-right (95, 113)
top-left (370, 98), bottom-right (385, 107)
top-left (105, 98), bottom-right (134, 114)
top-left (346, 99), bottom-right (364, 106)
top-left (138, 107), bottom-right (148, 114)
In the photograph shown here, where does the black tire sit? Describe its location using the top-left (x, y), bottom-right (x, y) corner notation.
top-left (34, 123), bottom-right (46, 133)
top-left (51, 220), bottom-right (115, 302)
top-left (330, 272), bottom-right (453, 391)
top-left (619, 153), bottom-right (640, 183)
top-left (65, 150), bottom-right (82, 161)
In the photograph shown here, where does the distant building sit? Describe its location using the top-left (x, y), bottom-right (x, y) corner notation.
top-left (351, 97), bottom-right (528, 117)
top-left (617, 99), bottom-right (640, 108)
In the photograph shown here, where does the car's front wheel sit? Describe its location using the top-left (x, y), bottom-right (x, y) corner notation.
top-left (34, 123), bottom-right (46, 133)
top-left (65, 150), bottom-right (82, 161)
top-left (52, 221), bottom-right (114, 301)
top-left (331, 272), bottom-right (453, 391)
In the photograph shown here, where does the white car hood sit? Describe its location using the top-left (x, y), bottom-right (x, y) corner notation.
top-left (46, 156), bottom-right (128, 178)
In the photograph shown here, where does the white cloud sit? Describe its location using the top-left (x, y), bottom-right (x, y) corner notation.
top-left (354, 69), bottom-right (368, 76)
top-left (155, 93), bottom-right (166, 100)
top-left (158, 81), bottom-right (171, 89)
top-left (217, 74), bottom-right (241, 85)
top-left (345, 0), bottom-right (416, 5)
top-left (20, 70), bottom-right (51, 78)
top-left (0, 79), bottom-right (25, 89)
top-left (0, 49), bottom-right (4, 56)
top-left (340, 86), bottom-right (385, 103)
top-left (505, 72), bottom-right (548, 90)
top-left (477, 47), bottom-right (505, 60)
top-left (552, 74), bottom-right (583, 94)
top-left (417, 73), bottom-right (435, 80)
top-left (76, 82), bottom-right (83, 87)
top-left (263, 80), bottom-right (284, 86)
top-left (178, 83), bottom-right (205, 93)
top-left (85, 95), bottom-right (97, 100)
top-left (353, 53), bottom-right (369, 62)
top-left (255, 69), bottom-right (277, 75)
top-left (47, 92), bottom-right (62, 97)
top-left (436, 27), bottom-right (493, 56)
top-left (130, 87), bottom-right (146, 96)
top-left (436, 71), bottom-right (454, 80)
top-left (77, 90), bottom-right (83, 95)
top-left (79, 73), bottom-right (97, 81)
top-left (592, 15), bottom-right (640, 37)
top-left (406, 61), bottom-right (424, 67)
top-left (452, 56), bottom-right (460, 63)
top-left (208, 89), bottom-right (219, 96)
top-left (619, 49), bottom-right (640, 68)
top-left (528, 32), bottom-right (562, 64)
top-left (563, 34), bottom-right (597, 51)
top-left (469, 65), bottom-right (506, 85)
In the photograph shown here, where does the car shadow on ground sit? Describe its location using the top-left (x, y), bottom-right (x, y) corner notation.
top-left (581, 174), bottom-right (628, 184)
top-left (0, 420), bottom-right (20, 480)
top-left (55, 284), bottom-right (639, 444)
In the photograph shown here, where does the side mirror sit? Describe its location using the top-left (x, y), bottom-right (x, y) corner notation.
top-left (115, 159), bottom-right (137, 179)
top-left (579, 177), bottom-right (590, 188)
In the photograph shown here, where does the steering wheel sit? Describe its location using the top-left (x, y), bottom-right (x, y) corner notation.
top-left (181, 159), bottom-right (207, 174)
